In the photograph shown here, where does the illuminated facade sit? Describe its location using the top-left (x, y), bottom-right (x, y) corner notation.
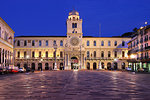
top-left (128, 25), bottom-right (150, 72)
top-left (14, 10), bottom-right (131, 70)
top-left (0, 17), bottom-right (14, 67)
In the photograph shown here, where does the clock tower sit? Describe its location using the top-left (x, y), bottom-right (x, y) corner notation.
top-left (65, 9), bottom-right (85, 70)
top-left (66, 9), bottom-right (83, 47)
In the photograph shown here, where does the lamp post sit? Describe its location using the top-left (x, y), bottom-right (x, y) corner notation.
top-left (53, 44), bottom-right (58, 70)
top-left (26, 55), bottom-right (29, 73)
top-left (40, 58), bottom-right (43, 72)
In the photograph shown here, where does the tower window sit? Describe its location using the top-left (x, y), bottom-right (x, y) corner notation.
top-left (72, 23), bottom-right (77, 28)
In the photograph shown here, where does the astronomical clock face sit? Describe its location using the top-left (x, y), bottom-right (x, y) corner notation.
top-left (70, 37), bottom-right (79, 46)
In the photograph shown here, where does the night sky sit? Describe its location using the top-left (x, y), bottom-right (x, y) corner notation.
top-left (1, 0), bottom-right (150, 37)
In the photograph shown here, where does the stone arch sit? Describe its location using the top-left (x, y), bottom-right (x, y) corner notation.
top-left (107, 62), bottom-right (111, 70)
top-left (45, 63), bottom-right (49, 70)
top-left (31, 63), bottom-right (35, 70)
top-left (87, 62), bottom-right (90, 70)
top-left (114, 62), bottom-right (118, 70)
top-left (93, 62), bottom-right (97, 70)
top-left (122, 62), bottom-right (125, 69)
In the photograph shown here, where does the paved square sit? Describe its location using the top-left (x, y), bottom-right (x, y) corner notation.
top-left (0, 71), bottom-right (150, 100)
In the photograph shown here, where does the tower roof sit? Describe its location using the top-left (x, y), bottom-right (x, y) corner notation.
top-left (69, 9), bottom-right (79, 16)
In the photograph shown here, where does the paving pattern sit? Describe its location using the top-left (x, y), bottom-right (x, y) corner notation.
top-left (0, 70), bottom-right (150, 100)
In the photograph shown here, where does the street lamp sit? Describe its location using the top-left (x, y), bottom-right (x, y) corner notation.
top-left (53, 44), bottom-right (58, 70)
top-left (40, 58), bottom-right (43, 71)
top-left (26, 55), bottom-right (29, 73)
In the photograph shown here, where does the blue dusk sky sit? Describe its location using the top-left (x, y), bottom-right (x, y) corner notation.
top-left (0, 0), bottom-right (150, 37)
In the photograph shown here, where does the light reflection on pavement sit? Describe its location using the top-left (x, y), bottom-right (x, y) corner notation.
top-left (0, 71), bottom-right (150, 100)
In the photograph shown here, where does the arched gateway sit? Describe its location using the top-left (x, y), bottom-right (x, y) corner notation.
top-left (71, 57), bottom-right (79, 69)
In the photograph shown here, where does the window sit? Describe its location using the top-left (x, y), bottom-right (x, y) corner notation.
top-left (53, 40), bottom-right (56, 45)
top-left (72, 23), bottom-right (77, 28)
top-left (39, 40), bottom-right (42, 46)
top-left (46, 40), bottom-right (48, 46)
top-left (32, 51), bottom-right (35, 58)
top-left (87, 41), bottom-right (90, 46)
top-left (17, 51), bottom-right (20, 58)
top-left (122, 51), bottom-right (125, 57)
top-left (108, 41), bottom-right (111, 46)
top-left (94, 51), bottom-right (96, 58)
top-left (87, 51), bottom-right (90, 58)
top-left (39, 51), bottom-right (41, 57)
top-left (114, 41), bottom-right (117, 46)
top-left (114, 51), bottom-right (117, 57)
top-left (108, 51), bottom-right (111, 57)
top-left (24, 51), bottom-right (26, 58)
top-left (0, 27), bottom-right (1, 37)
top-left (32, 40), bottom-right (35, 46)
top-left (24, 40), bottom-right (27, 46)
top-left (94, 41), bottom-right (96, 46)
top-left (5, 32), bottom-right (8, 41)
top-left (46, 51), bottom-right (48, 58)
top-left (122, 41), bottom-right (125, 46)
top-left (0, 48), bottom-right (2, 63)
top-left (101, 51), bottom-right (104, 57)
top-left (53, 51), bottom-right (56, 58)
top-left (60, 51), bottom-right (63, 57)
top-left (101, 41), bottom-right (104, 46)
top-left (60, 40), bottom-right (63, 46)
top-left (17, 40), bottom-right (20, 46)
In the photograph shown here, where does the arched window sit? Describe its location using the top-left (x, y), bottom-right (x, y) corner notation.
top-left (53, 40), bottom-right (56, 45)
top-left (87, 51), bottom-right (90, 58)
top-left (24, 51), bottom-right (26, 58)
top-left (94, 51), bottom-right (96, 58)
top-left (114, 51), bottom-right (117, 57)
top-left (101, 51), bottom-right (104, 58)
top-left (114, 41), bottom-right (117, 46)
top-left (39, 51), bottom-right (41, 57)
top-left (39, 40), bottom-right (42, 46)
top-left (24, 40), bottom-right (27, 46)
top-left (108, 41), bottom-right (111, 46)
top-left (32, 40), bottom-right (35, 46)
top-left (60, 40), bottom-right (63, 46)
top-left (108, 51), bottom-right (111, 57)
top-left (122, 41), bottom-right (125, 46)
top-left (32, 51), bottom-right (35, 58)
top-left (101, 41), bottom-right (104, 46)
top-left (87, 41), bottom-right (90, 46)
top-left (17, 51), bottom-right (20, 58)
top-left (122, 51), bottom-right (125, 58)
top-left (0, 27), bottom-right (1, 37)
top-left (46, 51), bottom-right (48, 58)
top-left (60, 51), bottom-right (63, 58)
top-left (17, 40), bottom-right (20, 46)
top-left (46, 40), bottom-right (48, 46)
top-left (94, 41), bottom-right (96, 46)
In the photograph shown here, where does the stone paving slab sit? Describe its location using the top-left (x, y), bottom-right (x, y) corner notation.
top-left (0, 70), bottom-right (150, 100)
